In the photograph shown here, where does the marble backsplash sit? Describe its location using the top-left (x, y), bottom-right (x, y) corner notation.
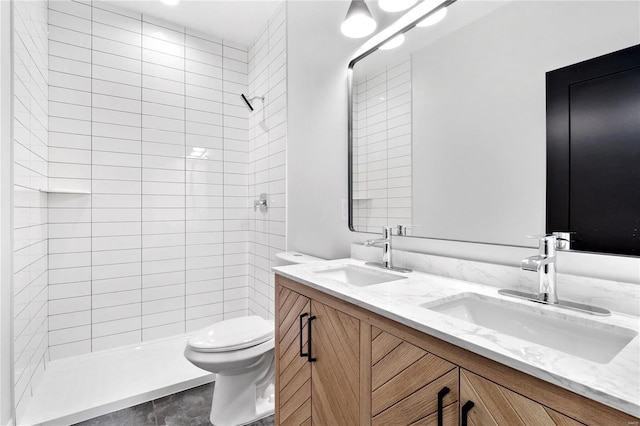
top-left (351, 245), bottom-right (640, 316)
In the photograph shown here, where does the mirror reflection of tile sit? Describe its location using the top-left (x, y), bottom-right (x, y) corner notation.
top-left (353, 57), bottom-right (413, 233)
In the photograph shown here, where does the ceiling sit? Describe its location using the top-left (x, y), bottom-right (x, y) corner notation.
top-left (108, 0), bottom-right (285, 46)
top-left (107, 0), bottom-right (399, 48)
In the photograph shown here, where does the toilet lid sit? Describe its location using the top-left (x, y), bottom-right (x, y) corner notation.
top-left (187, 316), bottom-right (274, 353)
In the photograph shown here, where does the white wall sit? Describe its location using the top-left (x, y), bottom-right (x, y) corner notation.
top-left (286, 1), bottom-right (640, 284)
top-left (46, 0), bottom-right (251, 359)
top-left (0, 1), bottom-right (14, 424)
top-left (286, 0), bottom-right (360, 261)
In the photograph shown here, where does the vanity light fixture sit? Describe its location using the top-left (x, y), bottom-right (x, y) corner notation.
top-left (379, 0), bottom-right (418, 13)
top-left (341, 0), bottom-right (377, 38)
top-left (416, 7), bottom-right (448, 27)
top-left (379, 33), bottom-right (405, 50)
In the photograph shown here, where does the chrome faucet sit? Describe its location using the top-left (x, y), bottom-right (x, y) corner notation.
top-left (521, 234), bottom-right (558, 303)
top-left (364, 226), bottom-right (411, 273)
top-left (499, 233), bottom-right (610, 316)
top-left (364, 226), bottom-right (393, 268)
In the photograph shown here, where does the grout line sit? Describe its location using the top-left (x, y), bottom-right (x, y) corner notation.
top-left (184, 26), bottom-right (187, 332)
top-left (221, 40), bottom-right (226, 320)
top-left (90, 0), bottom-right (94, 353)
top-left (140, 14), bottom-right (144, 344)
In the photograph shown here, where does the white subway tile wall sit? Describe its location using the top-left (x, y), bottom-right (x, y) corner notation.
top-left (353, 59), bottom-right (412, 233)
top-left (13, 0), bottom-right (50, 418)
top-left (46, 0), bottom-right (286, 359)
top-left (247, 4), bottom-right (287, 319)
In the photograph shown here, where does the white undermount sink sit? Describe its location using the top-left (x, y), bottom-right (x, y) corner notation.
top-left (312, 264), bottom-right (406, 287)
top-left (422, 293), bottom-right (637, 364)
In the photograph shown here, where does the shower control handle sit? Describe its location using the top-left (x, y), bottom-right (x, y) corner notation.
top-left (254, 193), bottom-right (268, 212)
top-left (299, 313), bottom-right (309, 358)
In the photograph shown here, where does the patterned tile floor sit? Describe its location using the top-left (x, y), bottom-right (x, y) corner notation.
top-left (73, 383), bottom-right (274, 426)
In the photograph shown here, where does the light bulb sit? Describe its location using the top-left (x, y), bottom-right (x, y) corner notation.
top-left (378, 0), bottom-right (418, 13)
top-left (417, 7), bottom-right (447, 27)
top-left (341, 0), bottom-right (377, 39)
top-left (379, 33), bottom-right (405, 50)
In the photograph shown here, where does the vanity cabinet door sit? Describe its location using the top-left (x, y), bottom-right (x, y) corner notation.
top-left (276, 285), bottom-right (312, 426)
top-left (371, 327), bottom-right (459, 426)
top-left (460, 370), bottom-right (584, 426)
top-left (276, 284), bottom-right (360, 426)
top-left (310, 300), bottom-right (360, 426)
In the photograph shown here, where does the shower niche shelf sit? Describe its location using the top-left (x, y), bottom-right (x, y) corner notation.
top-left (39, 188), bottom-right (91, 194)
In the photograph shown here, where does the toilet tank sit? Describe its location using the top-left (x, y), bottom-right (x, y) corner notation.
top-left (275, 252), bottom-right (325, 266)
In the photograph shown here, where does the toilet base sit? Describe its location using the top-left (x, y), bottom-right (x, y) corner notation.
top-left (209, 352), bottom-right (275, 426)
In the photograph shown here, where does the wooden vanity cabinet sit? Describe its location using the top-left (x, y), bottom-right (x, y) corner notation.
top-left (275, 275), bottom-right (639, 426)
top-left (276, 285), bottom-right (360, 426)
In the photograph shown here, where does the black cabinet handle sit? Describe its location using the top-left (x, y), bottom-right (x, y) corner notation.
top-left (461, 400), bottom-right (475, 426)
top-left (307, 315), bottom-right (317, 362)
top-left (437, 386), bottom-right (450, 426)
top-left (299, 313), bottom-right (308, 358)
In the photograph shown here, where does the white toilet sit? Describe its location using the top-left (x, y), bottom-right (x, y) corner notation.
top-left (184, 315), bottom-right (275, 426)
top-left (184, 252), bottom-right (324, 426)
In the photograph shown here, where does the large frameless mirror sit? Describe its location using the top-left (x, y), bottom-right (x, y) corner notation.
top-left (348, 0), bottom-right (640, 252)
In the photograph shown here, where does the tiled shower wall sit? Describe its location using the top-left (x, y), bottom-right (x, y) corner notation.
top-left (247, 4), bottom-right (287, 319)
top-left (352, 58), bottom-right (412, 233)
top-left (47, 0), bottom-right (251, 360)
top-left (13, 0), bottom-right (49, 417)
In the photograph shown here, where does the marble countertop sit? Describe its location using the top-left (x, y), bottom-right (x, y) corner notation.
top-left (273, 258), bottom-right (640, 417)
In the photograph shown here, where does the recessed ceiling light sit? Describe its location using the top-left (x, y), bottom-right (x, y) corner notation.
top-left (379, 33), bottom-right (405, 50)
top-left (379, 0), bottom-right (418, 13)
top-left (417, 7), bottom-right (447, 27)
top-left (160, 0), bottom-right (180, 6)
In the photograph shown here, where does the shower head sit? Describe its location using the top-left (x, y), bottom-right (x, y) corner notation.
top-left (241, 93), bottom-right (254, 111)
top-left (240, 93), bottom-right (265, 112)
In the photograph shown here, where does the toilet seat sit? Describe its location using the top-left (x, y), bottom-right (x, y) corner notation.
top-left (187, 315), bottom-right (274, 353)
